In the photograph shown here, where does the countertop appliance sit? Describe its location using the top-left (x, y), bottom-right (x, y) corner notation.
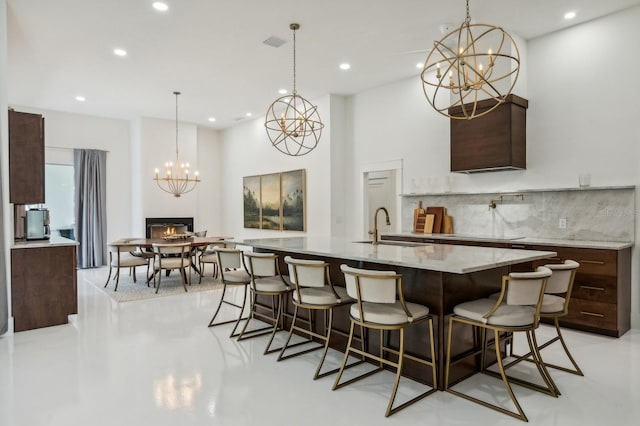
top-left (25, 208), bottom-right (50, 240)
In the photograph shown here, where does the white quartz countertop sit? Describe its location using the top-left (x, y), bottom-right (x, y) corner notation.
top-left (382, 233), bottom-right (633, 250)
top-left (237, 237), bottom-right (556, 274)
top-left (11, 235), bottom-right (78, 249)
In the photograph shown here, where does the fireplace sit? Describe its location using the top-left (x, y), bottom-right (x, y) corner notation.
top-left (145, 217), bottom-right (194, 238)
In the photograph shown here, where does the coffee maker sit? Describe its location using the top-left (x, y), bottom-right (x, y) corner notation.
top-left (25, 208), bottom-right (51, 240)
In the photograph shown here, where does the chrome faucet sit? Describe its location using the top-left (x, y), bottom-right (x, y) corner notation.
top-left (369, 207), bottom-right (390, 245)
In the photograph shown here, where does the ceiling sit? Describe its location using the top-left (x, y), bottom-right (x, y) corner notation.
top-left (7, 0), bottom-right (640, 129)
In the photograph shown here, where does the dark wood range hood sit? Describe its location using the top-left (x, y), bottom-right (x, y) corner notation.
top-left (449, 94), bottom-right (528, 173)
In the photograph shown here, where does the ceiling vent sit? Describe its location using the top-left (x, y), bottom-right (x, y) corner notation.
top-left (262, 36), bottom-right (287, 48)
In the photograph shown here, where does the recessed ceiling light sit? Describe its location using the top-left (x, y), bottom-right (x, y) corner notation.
top-left (113, 48), bottom-right (127, 57)
top-left (278, 89), bottom-right (288, 95)
top-left (208, 117), bottom-right (216, 122)
top-left (416, 62), bottom-right (423, 69)
top-left (152, 2), bottom-right (169, 12)
top-left (339, 63), bottom-right (351, 70)
top-left (564, 11), bottom-right (576, 20)
top-left (75, 95), bottom-right (86, 102)
top-left (246, 112), bottom-right (252, 117)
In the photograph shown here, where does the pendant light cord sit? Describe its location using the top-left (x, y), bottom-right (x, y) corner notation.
top-left (464, 0), bottom-right (471, 25)
top-left (174, 91), bottom-right (180, 158)
top-left (291, 24), bottom-right (298, 95)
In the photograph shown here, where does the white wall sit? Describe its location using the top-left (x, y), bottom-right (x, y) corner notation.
top-left (220, 95), bottom-right (333, 239)
top-left (11, 107), bottom-right (132, 244)
top-left (196, 126), bottom-right (222, 236)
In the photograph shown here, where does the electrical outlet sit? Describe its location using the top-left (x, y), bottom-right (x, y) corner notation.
top-left (559, 218), bottom-right (567, 229)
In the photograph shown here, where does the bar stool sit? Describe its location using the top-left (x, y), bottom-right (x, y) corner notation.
top-left (333, 264), bottom-right (437, 417)
top-left (277, 256), bottom-right (359, 380)
top-left (237, 252), bottom-right (292, 354)
top-left (207, 248), bottom-right (251, 337)
top-left (445, 266), bottom-right (557, 422)
top-left (511, 260), bottom-right (583, 376)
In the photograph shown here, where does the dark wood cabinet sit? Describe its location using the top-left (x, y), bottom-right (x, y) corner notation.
top-left (9, 109), bottom-right (45, 204)
top-left (11, 244), bottom-right (78, 332)
top-left (449, 94), bottom-right (528, 173)
top-left (524, 244), bottom-right (630, 337)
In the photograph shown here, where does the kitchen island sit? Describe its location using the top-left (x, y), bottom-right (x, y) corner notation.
top-left (237, 236), bottom-right (556, 389)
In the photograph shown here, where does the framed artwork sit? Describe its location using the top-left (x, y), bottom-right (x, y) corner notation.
top-left (281, 169), bottom-right (305, 231)
top-left (243, 169), bottom-right (306, 231)
top-left (260, 173), bottom-right (281, 230)
top-left (243, 175), bottom-right (261, 228)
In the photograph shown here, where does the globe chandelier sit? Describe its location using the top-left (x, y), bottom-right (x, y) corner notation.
top-left (265, 23), bottom-right (324, 156)
top-left (421, 0), bottom-right (520, 119)
top-left (153, 91), bottom-right (200, 197)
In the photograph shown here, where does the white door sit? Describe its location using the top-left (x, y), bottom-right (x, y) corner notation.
top-left (365, 170), bottom-right (396, 238)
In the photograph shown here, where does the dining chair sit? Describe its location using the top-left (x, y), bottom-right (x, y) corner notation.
top-left (445, 266), bottom-right (557, 422)
top-left (333, 264), bottom-right (437, 417)
top-left (105, 242), bottom-right (150, 291)
top-left (152, 242), bottom-right (192, 294)
top-left (198, 244), bottom-right (220, 283)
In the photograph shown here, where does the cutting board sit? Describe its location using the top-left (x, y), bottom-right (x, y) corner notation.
top-left (442, 215), bottom-right (453, 234)
top-left (422, 214), bottom-right (435, 234)
top-left (425, 207), bottom-right (445, 233)
top-left (413, 201), bottom-right (426, 233)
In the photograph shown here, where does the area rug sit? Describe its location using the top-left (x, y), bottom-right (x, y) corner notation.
top-left (93, 266), bottom-right (223, 303)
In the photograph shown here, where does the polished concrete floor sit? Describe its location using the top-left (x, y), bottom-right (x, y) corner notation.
top-left (1, 267), bottom-right (639, 425)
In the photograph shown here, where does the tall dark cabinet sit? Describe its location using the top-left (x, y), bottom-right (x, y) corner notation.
top-left (8, 109), bottom-right (45, 204)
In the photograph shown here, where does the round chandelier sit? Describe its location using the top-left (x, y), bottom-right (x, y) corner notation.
top-left (153, 91), bottom-right (200, 197)
top-left (265, 23), bottom-right (324, 156)
top-left (421, 0), bottom-right (520, 119)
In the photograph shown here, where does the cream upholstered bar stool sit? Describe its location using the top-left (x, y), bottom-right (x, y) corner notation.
top-left (208, 248), bottom-right (251, 337)
top-left (237, 252), bottom-right (293, 354)
top-left (105, 242), bottom-right (150, 291)
top-left (333, 264), bottom-right (437, 417)
top-left (445, 266), bottom-right (557, 422)
top-left (152, 242), bottom-right (191, 293)
top-left (277, 256), bottom-right (359, 380)
top-left (509, 260), bottom-right (583, 376)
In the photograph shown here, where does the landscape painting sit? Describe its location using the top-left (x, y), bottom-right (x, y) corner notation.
top-left (281, 169), bottom-right (305, 231)
top-left (243, 175), bottom-right (261, 228)
top-left (243, 169), bottom-right (306, 231)
top-left (260, 173), bottom-right (281, 230)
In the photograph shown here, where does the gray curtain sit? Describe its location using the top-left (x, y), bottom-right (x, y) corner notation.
top-left (74, 149), bottom-right (107, 268)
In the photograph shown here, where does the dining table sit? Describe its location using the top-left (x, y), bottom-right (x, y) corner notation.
top-left (109, 236), bottom-right (233, 278)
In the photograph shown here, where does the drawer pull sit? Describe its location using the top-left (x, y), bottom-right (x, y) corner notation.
top-left (579, 260), bottom-right (606, 265)
top-left (511, 245), bottom-right (526, 249)
top-left (580, 285), bottom-right (605, 292)
top-left (580, 311), bottom-right (605, 318)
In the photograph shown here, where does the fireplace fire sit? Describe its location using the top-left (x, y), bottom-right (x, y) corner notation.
top-left (145, 217), bottom-right (194, 238)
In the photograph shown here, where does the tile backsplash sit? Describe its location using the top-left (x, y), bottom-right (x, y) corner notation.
top-left (402, 187), bottom-right (635, 242)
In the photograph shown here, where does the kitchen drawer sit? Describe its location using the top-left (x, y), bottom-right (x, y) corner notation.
top-left (561, 248), bottom-right (617, 277)
top-left (564, 299), bottom-right (617, 331)
top-left (572, 275), bottom-right (617, 304)
top-left (526, 245), bottom-right (617, 277)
